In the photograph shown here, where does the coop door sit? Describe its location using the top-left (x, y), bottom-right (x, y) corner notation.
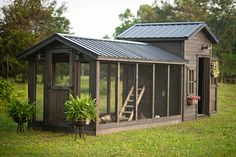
top-left (198, 57), bottom-right (210, 115)
top-left (47, 51), bottom-right (72, 123)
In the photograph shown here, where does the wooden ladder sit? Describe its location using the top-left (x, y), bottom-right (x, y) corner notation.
top-left (119, 85), bottom-right (145, 121)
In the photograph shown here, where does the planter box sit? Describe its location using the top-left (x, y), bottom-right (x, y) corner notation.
top-left (187, 99), bottom-right (199, 105)
top-left (187, 96), bottom-right (200, 105)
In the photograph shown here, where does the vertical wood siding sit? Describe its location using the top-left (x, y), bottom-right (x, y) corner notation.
top-left (184, 31), bottom-right (212, 120)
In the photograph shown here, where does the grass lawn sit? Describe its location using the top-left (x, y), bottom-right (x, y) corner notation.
top-left (0, 83), bottom-right (236, 157)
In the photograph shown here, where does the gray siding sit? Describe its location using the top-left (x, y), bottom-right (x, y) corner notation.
top-left (151, 41), bottom-right (184, 58)
top-left (183, 31), bottom-right (212, 121)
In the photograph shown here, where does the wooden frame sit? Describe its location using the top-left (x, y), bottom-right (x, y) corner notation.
top-left (115, 62), bottom-right (120, 123)
top-left (167, 65), bottom-right (170, 117)
top-left (135, 63), bottom-right (139, 121)
top-left (107, 64), bottom-right (111, 113)
top-left (152, 64), bottom-right (155, 118)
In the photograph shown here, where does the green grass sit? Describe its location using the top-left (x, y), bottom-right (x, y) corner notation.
top-left (0, 83), bottom-right (236, 157)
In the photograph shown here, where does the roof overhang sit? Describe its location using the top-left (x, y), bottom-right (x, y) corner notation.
top-left (17, 33), bottom-right (186, 65)
top-left (17, 34), bottom-right (98, 60)
top-left (97, 56), bottom-right (187, 65)
top-left (117, 22), bottom-right (219, 44)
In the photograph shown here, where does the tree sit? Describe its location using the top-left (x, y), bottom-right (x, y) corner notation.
top-left (0, 0), bottom-right (70, 80)
top-left (114, 0), bottom-right (236, 78)
top-left (113, 8), bottom-right (139, 37)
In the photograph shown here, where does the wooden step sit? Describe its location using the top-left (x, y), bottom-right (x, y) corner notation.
top-left (128, 99), bottom-right (134, 102)
top-left (123, 111), bottom-right (132, 114)
top-left (126, 105), bottom-right (133, 108)
top-left (120, 117), bottom-right (129, 121)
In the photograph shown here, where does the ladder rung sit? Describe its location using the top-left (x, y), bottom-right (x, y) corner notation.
top-left (126, 105), bottom-right (133, 108)
top-left (128, 99), bottom-right (134, 102)
top-left (138, 88), bottom-right (143, 90)
top-left (123, 111), bottom-right (132, 114)
top-left (120, 117), bottom-right (129, 121)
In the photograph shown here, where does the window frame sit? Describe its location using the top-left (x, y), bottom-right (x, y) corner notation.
top-left (187, 68), bottom-right (195, 95)
top-left (50, 50), bottom-right (73, 89)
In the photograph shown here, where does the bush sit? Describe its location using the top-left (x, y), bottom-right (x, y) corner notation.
top-left (6, 97), bottom-right (35, 133)
top-left (0, 78), bottom-right (14, 107)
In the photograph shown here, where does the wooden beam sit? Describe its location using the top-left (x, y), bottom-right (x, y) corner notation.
top-left (71, 53), bottom-right (76, 97)
top-left (94, 61), bottom-right (100, 134)
top-left (167, 65), bottom-right (170, 117)
top-left (89, 61), bottom-right (96, 98)
top-left (76, 61), bottom-right (81, 97)
top-left (107, 64), bottom-right (111, 113)
top-left (115, 62), bottom-right (120, 123)
top-left (182, 65), bottom-right (186, 121)
top-left (96, 61), bottom-right (100, 104)
top-left (97, 57), bottom-right (186, 65)
top-left (44, 51), bottom-right (51, 124)
top-left (152, 64), bottom-right (155, 118)
top-left (28, 61), bottom-right (36, 103)
top-left (180, 65), bottom-right (184, 116)
top-left (135, 63), bottom-right (139, 121)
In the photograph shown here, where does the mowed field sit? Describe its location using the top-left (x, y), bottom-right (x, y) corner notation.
top-left (0, 83), bottom-right (236, 157)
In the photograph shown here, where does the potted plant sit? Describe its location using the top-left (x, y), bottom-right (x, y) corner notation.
top-left (6, 98), bottom-right (35, 133)
top-left (187, 95), bottom-right (201, 105)
top-left (64, 94), bottom-right (96, 138)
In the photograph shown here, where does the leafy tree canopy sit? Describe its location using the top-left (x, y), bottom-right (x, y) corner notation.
top-left (0, 0), bottom-right (70, 79)
top-left (114, 0), bottom-right (236, 77)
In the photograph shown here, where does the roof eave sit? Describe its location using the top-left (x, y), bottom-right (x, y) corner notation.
top-left (17, 34), bottom-right (58, 60)
top-left (97, 56), bottom-right (187, 65)
top-left (17, 34), bottom-right (98, 60)
top-left (202, 26), bottom-right (219, 44)
top-left (187, 24), bottom-right (219, 44)
top-left (116, 37), bottom-right (188, 42)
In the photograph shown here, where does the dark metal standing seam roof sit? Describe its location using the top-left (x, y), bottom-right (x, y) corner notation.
top-left (117, 22), bottom-right (219, 44)
top-left (17, 33), bottom-right (186, 63)
top-left (59, 34), bottom-right (185, 63)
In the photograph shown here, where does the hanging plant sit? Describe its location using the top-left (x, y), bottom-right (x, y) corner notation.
top-left (211, 60), bottom-right (220, 78)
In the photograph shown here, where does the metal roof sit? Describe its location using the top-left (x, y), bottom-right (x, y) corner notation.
top-left (117, 22), bottom-right (219, 44)
top-left (17, 33), bottom-right (186, 64)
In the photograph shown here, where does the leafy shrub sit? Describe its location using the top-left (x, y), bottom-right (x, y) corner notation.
top-left (6, 97), bottom-right (35, 132)
top-left (0, 78), bottom-right (14, 107)
top-left (64, 94), bottom-right (96, 124)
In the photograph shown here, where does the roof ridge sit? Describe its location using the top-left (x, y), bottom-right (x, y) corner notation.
top-left (135, 22), bottom-right (205, 26)
top-left (57, 33), bottom-right (149, 46)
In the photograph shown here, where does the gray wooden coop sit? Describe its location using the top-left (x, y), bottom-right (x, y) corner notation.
top-left (17, 22), bottom-right (219, 135)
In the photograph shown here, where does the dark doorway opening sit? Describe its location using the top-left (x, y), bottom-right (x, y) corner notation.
top-left (198, 57), bottom-right (210, 114)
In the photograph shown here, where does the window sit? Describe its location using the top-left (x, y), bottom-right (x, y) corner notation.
top-left (52, 52), bottom-right (72, 87)
top-left (80, 63), bottom-right (90, 96)
top-left (188, 69), bottom-right (195, 95)
top-left (98, 63), bottom-right (116, 124)
top-left (36, 61), bottom-right (44, 121)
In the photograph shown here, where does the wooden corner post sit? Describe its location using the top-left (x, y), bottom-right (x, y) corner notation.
top-left (167, 65), bottom-right (170, 117)
top-left (152, 64), bottom-right (155, 118)
top-left (107, 64), bottom-right (111, 113)
top-left (135, 63), bottom-right (139, 121)
top-left (115, 62), bottom-right (120, 123)
top-left (89, 61), bottom-right (100, 134)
